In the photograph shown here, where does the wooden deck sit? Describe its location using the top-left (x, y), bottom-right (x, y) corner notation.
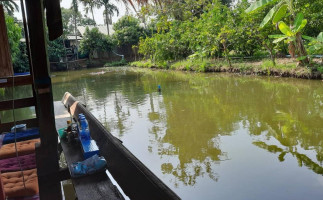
top-left (54, 102), bottom-right (125, 200)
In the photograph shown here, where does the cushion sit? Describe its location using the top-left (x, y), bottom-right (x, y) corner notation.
top-left (1, 169), bottom-right (38, 198)
top-left (0, 171), bottom-right (5, 200)
top-left (7, 194), bottom-right (39, 200)
top-left (2, 129), bottom-right (40, 145)
top-left (0, 154), bottom-right (36, 173)
top-left (0, 139), bottom-right (40, 160)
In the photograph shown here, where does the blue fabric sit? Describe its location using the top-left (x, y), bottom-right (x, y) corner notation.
top-left (2, 128), bottom-right (40, 145)
top-left (70, 154), bottom-right (107, 178)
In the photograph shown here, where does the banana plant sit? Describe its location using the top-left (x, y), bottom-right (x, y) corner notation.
top-left (268, 13), bottom-right (307, 47)
top-left (245, 0), bottom-right (309, 64)
top-left (245, 0), bottom-right (292, 28)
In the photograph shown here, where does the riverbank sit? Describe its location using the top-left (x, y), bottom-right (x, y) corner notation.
top-left (130, 58), bottom-right (323, 80)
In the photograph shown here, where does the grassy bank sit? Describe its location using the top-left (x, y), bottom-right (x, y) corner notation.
top-left (130, 58), bottom-right (323, 80)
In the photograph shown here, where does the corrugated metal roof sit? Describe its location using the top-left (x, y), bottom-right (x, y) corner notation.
top-left (66, 35), bottom-right (83, 40)
top-left (77, 25), bottom-right (114, 36)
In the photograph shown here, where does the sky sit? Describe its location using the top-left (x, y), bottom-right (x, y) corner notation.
top-left (60, 0), bottom-right (130, 24)
top-left (14, 0), bottom-right (134, 25)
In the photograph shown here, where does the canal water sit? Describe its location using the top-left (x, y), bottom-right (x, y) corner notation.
top-left (2, 67), bottom-right (323, 199)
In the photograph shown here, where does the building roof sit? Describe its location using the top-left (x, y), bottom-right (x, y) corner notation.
top-left (77, 25), bottom-right (114, 36)
top-left (66, 35), bottom-right (83, 40)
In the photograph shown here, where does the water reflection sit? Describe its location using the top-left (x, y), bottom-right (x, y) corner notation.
top-left (0, 85), bottom-right (35, 123)
top-left (51, 67), bottom-right (323, 199)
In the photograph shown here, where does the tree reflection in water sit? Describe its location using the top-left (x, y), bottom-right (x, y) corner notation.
top-left (50, 68), bottom-right (323, 190)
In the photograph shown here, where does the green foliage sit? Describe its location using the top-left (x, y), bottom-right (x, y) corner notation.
top-left (130, 60), bottom-right (168, 69)
top-left (5, 13), bottom-right (21, 65)
top-left (303, 32), bottom-right (323, 56)
top-left (245, 0), bottom-right (311, 64)
top-left (295, 0), bottom-right (323, 37)
top-left (272, 4), bottom-right (288, 24)
top-left (261, 59), bottom-right (296, 69)
top-left (131, 0), bottom-right (323, 69)
top-left (171, 58), bottom-right (214, 72)
top-left (113, 16), bottom-right (145, 46)
top-left (104, 59), bottom-right (128, 67)
top-left (61, 7), bottom-right (97, 35)
top-left (80, 27), bottom-right (115, 59)
top-left (268, 14), bottom-right (307, 45)
top-left (5, 14), bottom-right (30, 73)
top-left (48, 37), bottom-right (66, 62)
top-left (80, 17), bottom-right (96, 26)
top-left (13, 43), bottom-right (29, 73)
top-left (245, 0), bottom-right (274, 13)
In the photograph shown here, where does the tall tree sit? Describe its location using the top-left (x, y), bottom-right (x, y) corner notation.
top-left (97, 0), bottom-right (119, 35)
top-left (80, 0), bottom-right (99, 25)
top-left (0, 0), bottom-right (19, 16)
top-left (71, 0), bottom-right (79, 59)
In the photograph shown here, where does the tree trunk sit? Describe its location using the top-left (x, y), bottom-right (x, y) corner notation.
top-left (296, 32), bottom-right (309, 65)
top-left (222, 42), bottom-right (232, 68)
top-left (74, 15), bottom-right (78, 60)
top-left (263, 43), bottom-right (276, 66)
top-left (288, 42), bottom-right (296, 58)
top-left (0, 5), bottom-right (13, 77)
top-left (91, 6), bottom-right (96, 25)
top-left (105, 6), bottom-right (109, 35)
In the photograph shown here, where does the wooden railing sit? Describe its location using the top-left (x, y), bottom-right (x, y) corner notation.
top-left (0, 75), bottom-right (33, 88)
top-left (0, 75), bottom-right (38, 132)
top-left (0, 97), bottom-right (36, 111)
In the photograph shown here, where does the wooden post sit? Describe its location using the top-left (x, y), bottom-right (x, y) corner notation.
top-left (0, 5), bottom-right (13, 77)
top-left (24, 0), bottom-right (62, 199)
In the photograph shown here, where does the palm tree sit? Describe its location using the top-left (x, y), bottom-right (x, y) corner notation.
top-left (0, 0), bottom-right (19, 16)
top-left (97, 0), bottom-right (119, 35)
top-left (80, 0), bottom-right (99, 25)
top-left (71, 0), bottom-right (79, 59)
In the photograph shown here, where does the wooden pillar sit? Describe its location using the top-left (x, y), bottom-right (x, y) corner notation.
top-left (24, 0), bottom-right (62, 199)
top-left (0, 5), bottom-right (13, 77)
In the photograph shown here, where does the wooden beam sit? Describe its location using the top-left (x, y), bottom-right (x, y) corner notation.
top-left (0, 75), bottom-right (33, 88)
top-left (0, 5), bottom-right (13, 78)
top-left (25, 0), bottom-right (62, 199)
top-left (58, 167), bottom-right (71, 182)
top-left (0, 97), bottom-right (36, 111)
top-left (0, 118), bottom-right (38, 133)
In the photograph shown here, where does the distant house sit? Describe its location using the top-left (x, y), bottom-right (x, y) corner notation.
top-left (77, 25), bottom-right (114, 36)
top-left (65, 35), bottom-right (82, 47)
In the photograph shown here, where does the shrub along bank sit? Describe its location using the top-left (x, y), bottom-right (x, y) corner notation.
top-left (131, 59), bottom-right (323, 80)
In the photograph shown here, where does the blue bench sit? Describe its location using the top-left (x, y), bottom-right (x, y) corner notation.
top-left (2, 128), bottom-right (40, 145)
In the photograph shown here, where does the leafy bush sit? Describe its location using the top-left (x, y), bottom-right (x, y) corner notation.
top-left (113, 16), bottom-right (145, 46)
top-left (79, 27), bottom-right (115, 60)
top-left (104, 59), bottom-right (128, 67)
top-left (5, 13), bottom-right (21, 65)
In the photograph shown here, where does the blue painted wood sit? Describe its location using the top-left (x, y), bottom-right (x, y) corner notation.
top-left (79, 136), bottom-right (99, 159)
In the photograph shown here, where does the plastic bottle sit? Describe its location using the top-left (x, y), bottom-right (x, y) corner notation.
top-left (78, 114), bottom-right (90, 140)
top-left (78, 114), bottom-right (84, 139)
top-left (66, 120), bottom-right (72, 133)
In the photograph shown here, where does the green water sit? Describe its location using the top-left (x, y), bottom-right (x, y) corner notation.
top-left (5, 67), bottom-right (323, 199)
